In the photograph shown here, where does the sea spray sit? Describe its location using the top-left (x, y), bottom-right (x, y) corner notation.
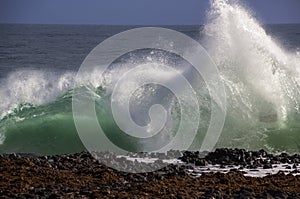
top-left (0, 70), bottom-right (76, 116)
top-left (205, 0), bottom-right (300, 151)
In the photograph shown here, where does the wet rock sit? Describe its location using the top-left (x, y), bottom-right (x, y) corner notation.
top-left (293, 164), bottom-right (297, 169)
top-left (286, 165), bottom-right (292, 169)
top-left (263, 164), bottom-right (272, 169)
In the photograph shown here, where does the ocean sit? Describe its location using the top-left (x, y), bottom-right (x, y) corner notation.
top-left (0, 1), bottom-right (300, 155)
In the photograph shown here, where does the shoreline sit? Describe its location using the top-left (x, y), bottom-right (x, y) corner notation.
top-left (1, 148), bottom-right (300, 198)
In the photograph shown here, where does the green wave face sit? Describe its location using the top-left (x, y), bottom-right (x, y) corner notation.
top-left (0, 113), bottom-right (84, 155)
top-left (0, 85), bottom-right (299, 156)
top-left (0, 88), bottom-right (157, 155)
top-left (0, 91), bottom-right (84, 155)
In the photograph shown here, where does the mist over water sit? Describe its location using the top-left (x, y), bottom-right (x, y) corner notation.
top-left (205, 0), bottom-right (300, 152)
top-left (0, 0), bottom-right (299, 154)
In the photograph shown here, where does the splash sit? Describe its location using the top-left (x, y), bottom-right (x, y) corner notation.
top-left (204, 0), bottom-right (300, 151)
top-left (0, 70), bottom-right (76, 118)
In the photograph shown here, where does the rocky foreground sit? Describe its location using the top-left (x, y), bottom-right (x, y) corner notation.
top-left (1, 149), bottom-right (300, 198)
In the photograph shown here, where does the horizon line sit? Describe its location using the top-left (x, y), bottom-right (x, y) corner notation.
top-left (1, 22), bottom-right (300, 26)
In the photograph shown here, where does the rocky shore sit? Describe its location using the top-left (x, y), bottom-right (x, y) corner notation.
top-left (1, 148), bottom-right (300, 198)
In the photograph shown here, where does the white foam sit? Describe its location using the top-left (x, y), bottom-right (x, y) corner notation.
top-left (188, 163), bottom-right (300, 178)
top-left (205, 0), bottom-right (300, 124)
top-left (0, 70), bottom-right (76, 118)
top-left (119, 155), bottom-right (300, 177)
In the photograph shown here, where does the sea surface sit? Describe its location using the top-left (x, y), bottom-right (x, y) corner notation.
top-left (0, 1), bottom-right (300, 155)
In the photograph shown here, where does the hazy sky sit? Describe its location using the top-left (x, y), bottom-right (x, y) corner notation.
top-left (0, 0), bottom-right (299, 25)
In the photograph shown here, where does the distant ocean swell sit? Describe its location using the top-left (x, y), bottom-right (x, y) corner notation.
top-left (0, 0), bottom-right (300, 155)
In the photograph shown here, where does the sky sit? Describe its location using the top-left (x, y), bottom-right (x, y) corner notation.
top-left (0, 0), bottom-right (299, 25)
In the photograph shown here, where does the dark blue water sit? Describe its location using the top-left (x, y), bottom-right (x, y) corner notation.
top-left (1, 24), bottom-right (299, 76)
